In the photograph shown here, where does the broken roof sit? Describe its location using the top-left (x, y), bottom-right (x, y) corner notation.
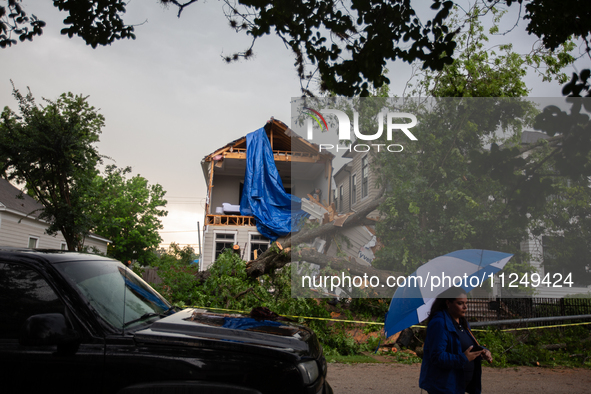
top-left (202, 118), bottom-right (334, 161)
top-left (201, 118), bottom-right (334, 184)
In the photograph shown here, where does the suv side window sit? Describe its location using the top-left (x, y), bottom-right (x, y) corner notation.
top-left (0, 263), bottom-right (65, 339)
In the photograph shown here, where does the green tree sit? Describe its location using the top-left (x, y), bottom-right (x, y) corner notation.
top-left (2, 1), bottom-right (589, 96)
top-left (373, 67), bottom-right (591, 280)
top-left (155, 242), bottom-right (198, 266)
top-left (366, 7), bottom-right (587, 275)
top-left (372, 97), bottom-right (537, 273)
top-left (527, 70), bottom-right (591, 286)
top-left (407, 5), bottom-right (575, 98)
top-left (0, 84), bottom-right (103, 251)
top-left (89, 164), bottom-right (168, 265)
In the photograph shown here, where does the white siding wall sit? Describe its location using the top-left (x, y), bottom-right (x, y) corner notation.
top-left (0, 212), bottom-right (66, 249)
top-left (201, 224), bottom-right (286, 270)
top-left (202, 225), bottom-right (254, 270)
top-left (520, 233), bottom-right (591, 297)
top-left (335, 152), bottom-right (381, 216)
top-left (334, 170), bottom-right (350, 214)
top-left (350, 153), bottom-right (381, 214)
top-left (83, 236), bottom-right (109, 255)
top-left (0, 211), bottom-right (108, 254)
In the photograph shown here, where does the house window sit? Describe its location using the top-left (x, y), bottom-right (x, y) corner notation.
top-left (361, 156), bottom-right (369, 198)
top-left (352, 174), bottom-right (357, 204)
top-left (60, 242), bottom-right (67, 251)
top-left (339, 185), bottom-right (344, 213)
top-left (214, 232), bottom-right (236, 260)
top-left (28, 236), bottom-right (39, 249)
top-left (249, 234), bottom-right (270, 260)
top-left (333, 190), bottom-right (337, 207)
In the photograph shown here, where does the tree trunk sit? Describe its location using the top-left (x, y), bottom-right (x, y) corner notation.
top-left (244, 194), bottom-right (398, 293)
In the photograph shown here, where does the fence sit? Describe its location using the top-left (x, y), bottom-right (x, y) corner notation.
top-left (467, 297), bottom-right (591, 327)
top-left (142, 267), bottom-right (162, 285)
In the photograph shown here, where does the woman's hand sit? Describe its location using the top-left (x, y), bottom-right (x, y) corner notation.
top-left (482, 348), bottom-right (493, 364)
top-left (464, 346), bottom-right (483, 362)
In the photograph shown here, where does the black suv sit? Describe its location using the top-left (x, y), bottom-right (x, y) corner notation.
top-left (0, 248), bottom-right (332, 393)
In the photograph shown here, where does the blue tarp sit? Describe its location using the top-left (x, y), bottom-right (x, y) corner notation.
top-left (222, 317), bottom-right (283, 330)
top-left (240, 127), bottom-right (308, 241)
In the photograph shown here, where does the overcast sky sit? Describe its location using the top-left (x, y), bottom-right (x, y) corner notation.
top-left (2, 1), bottom-right (587, 252)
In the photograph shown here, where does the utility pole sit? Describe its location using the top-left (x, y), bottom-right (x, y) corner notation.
top-left (197, 221), bottom-right (202, 270)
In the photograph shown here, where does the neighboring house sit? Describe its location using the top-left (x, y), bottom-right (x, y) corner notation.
top-left (0, 178), bottom-right (110, 254)
top-left (200, 118), bottom-right (334, 270)
top-left (334, 146), bottom-right (381, 215)
top-left (513, 131), bottom-right (591, 297)
top-left (330, 131), bottom-right (591, 297)
top-left (327, 144), bottom-right (383, 266)
top-left (518, 235), bottom-right (590, 297)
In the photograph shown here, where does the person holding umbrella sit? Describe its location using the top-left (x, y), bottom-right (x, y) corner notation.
top-left (419, 287), bottom-right (493, 394)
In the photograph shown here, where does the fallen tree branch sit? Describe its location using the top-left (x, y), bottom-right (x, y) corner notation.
top-left (233, 287), bottom-right (264, 303)
top-left (288, 194), bottom-right (386, 248)
top-left (246, 193), bottom-right (387, 279)
top-left (246, 250), bottom-right (291, 278)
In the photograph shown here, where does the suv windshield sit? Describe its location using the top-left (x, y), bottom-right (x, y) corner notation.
top-left (54, 260), bottom-right (172, 330)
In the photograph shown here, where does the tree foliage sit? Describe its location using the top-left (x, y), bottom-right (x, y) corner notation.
top-left (0, 84), bottom-right (104, 251)
top-left (151, 249), bottom-right (373, 355)
top-left (2, 1), bottom-right (589, 96)
top-left (406, 4), bottom-right (576, 98)
top-left (372, 70), bottom-right (591, 283)
top-left (52, 0), bottom-right (136, 48)
top-left (147, 243), bottom-right (200, 303)
top-left (527, 70), bottom-right (591, 286)
top-left (0, 0), bottom-right (45, 48)
top-left (89, 164), bottom-right (168, 264)
top-left (372, 97), bottom-right (538, 273)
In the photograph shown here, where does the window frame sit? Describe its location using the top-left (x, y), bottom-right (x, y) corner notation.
top-left (28, 236), bottom-right (39, 249)
top-left (212, 230), bottom-right (237, 260)
top-left (248, 232), bottom-right (270, 261)
top-left (361, 156), bottom-right (369, 199)
top-left (351, 173), bottom-right (357, 205)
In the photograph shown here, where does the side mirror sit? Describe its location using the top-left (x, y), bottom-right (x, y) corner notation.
top-left (20, 313), bottom-right (80, 354)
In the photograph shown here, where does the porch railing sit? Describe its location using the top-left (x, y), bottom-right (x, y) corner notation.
top-left (205, 214), bottom-right (256, 226)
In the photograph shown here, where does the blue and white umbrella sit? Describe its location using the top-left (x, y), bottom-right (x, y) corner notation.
top-left (384, 249), bottom-right (513, 338)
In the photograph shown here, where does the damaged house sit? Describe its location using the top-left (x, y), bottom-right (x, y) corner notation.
top-left (200, 119), bottom-right (334, 270)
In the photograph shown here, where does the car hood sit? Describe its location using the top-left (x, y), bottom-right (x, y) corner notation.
top-left (133, 308), bottom-right (320, 358)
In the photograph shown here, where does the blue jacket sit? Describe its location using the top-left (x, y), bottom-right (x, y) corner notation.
top-left (419, 311), bottom-right (482, 394)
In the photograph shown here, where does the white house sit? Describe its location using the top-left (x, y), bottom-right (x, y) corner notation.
top-left (199, 118), bottom-right (334, 270)
top-left (0, 178), bottom-right (110, 254)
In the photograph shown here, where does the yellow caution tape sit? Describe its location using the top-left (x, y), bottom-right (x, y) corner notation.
top-left (187, 305), bottom-right (385, 325)
top-left (187, 306), bottom-right (591, 330)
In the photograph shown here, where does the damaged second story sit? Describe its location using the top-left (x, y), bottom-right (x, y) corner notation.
top-left (200, 119), bottom-right (334, 270)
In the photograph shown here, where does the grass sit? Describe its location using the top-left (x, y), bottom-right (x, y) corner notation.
top-left (326, 354), bottom-right (382, 364)
top-left (327, 350), bottom-right (422, 365)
